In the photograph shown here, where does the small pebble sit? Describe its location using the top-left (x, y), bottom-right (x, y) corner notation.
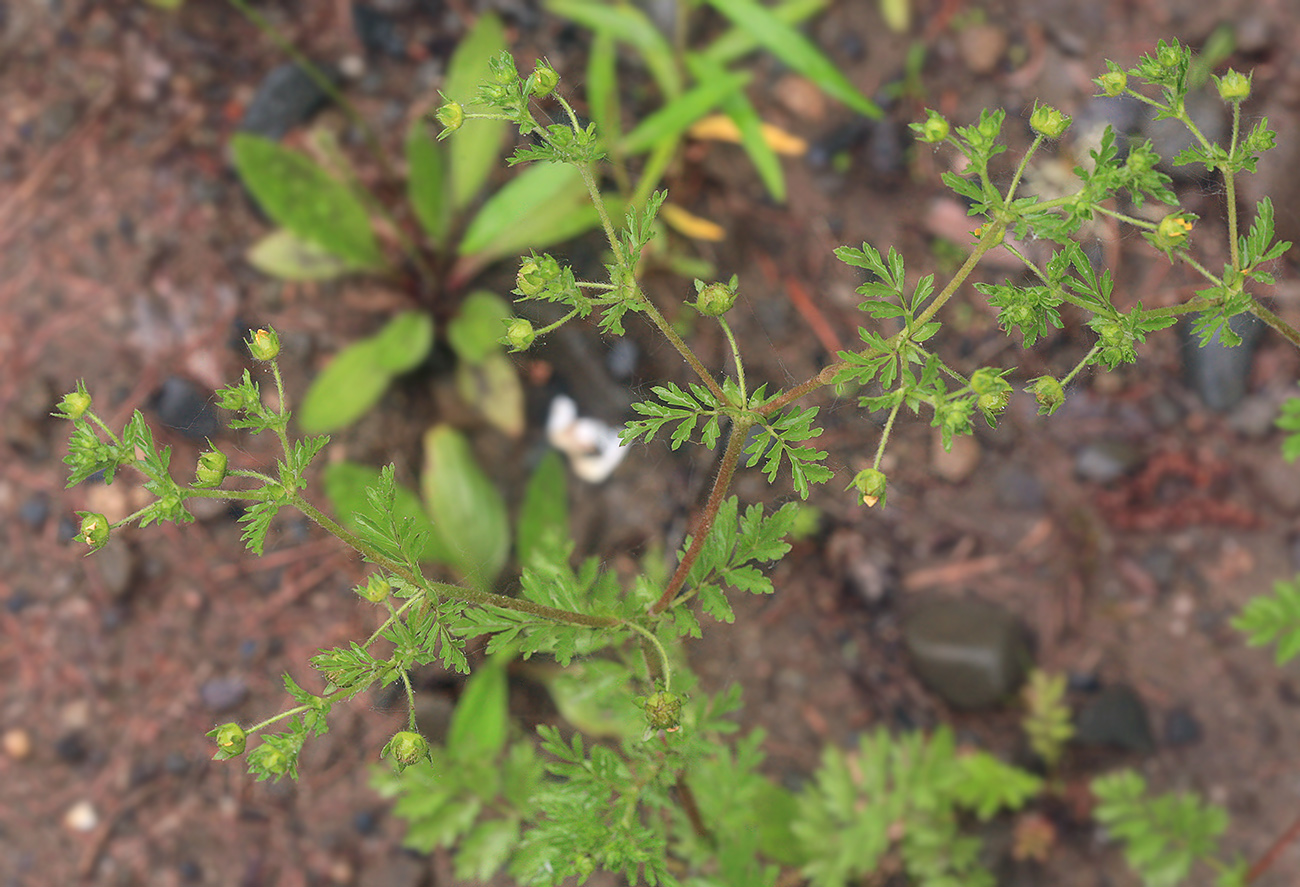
top-left (993, 464), bottom-right (1045, 510)
top-left (353, 808), bottom-right (380, 836)
top-left (3, 728), bottom-right (32, 760)
top-left (903, 596), bottom-right (1032, 709)
top-left (18, 494), bottom-right (49, 529)
top-left (239, 62), bottom-right (333, 141)
top-left (1162, 706), bottom-right (1203, 747)
top-left (932, 431), bottom-right (981, 483)
top-left (63, 800), bottom-right (99, 833)
top-left (200, 676), bottom-right (249, 713)
top-left (1074, 684), bottom-right (1155, 753)
top-left (54, 732), bottom-right (89, 765)
top-left (153, 376), bottom-right (219, 440)
top-left (1074, 440), bottom-right (1142, 484)
top-left (956, 23), bottom-right (1008, 75)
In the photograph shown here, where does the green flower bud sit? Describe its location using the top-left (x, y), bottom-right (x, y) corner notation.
top-left (694, 280), bottom-right (737, 317)
top-left (382, 730), bottom-right (431, 772)
top-left (193, 448), bottom-right (228, 488)
top-left (247, 742), bottom-right (292, 778)
top-left (1215, 68), bottom-right (1251, 103)
top-left (1029, 376), bottom-right (1065, 416)
top-left (1156, 42), bottom-right (1181, 73)
top-left (516, 254), bottom-right (560, 296)
top-left (1096, 68), bottom-right (1127, 98)
top-left (247, 327), bottom-right (280, 361)
top-left (642, 691), bottom-right (684, 732)
top-left (76, 512), bottom-right (110, 552)
top-left (529, 59), bottom-right (560, 98)
top-left (360, 574), bottom-right (391, 603)
top-left (1029, 103), bottom-right (1071, 139)
top-left (914, 110), bottom-right (950, 144)
top-left (504, 318), bottom-right (536, 351)
top-left (849, 468), bottom-right (888, 508)
top-left (970, 368), bottom-right (1011, 417)
top-left (1152, 212), bottom-right (1194, 251)
top-left (490, 52), bottom-right (518, 85)
top-left (55, 383), bottom-right (92, 421)
top-left (207, 722), bottom-right (247, 759)
top-left (434, 100), bottom-right (464, 139)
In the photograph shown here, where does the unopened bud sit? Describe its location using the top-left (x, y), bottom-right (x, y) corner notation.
top-left (504, 318), bottom-right (536, 351)
top-left (530, 60), bottom-right (560, 98)
top-left (849, 468), bottom-right (888, 508)
top-left (194, 448), bottom-right (228, 488)
top-left (1030, 376), bottom-right (1065, 416)
top-left (694, 280), bottom-right (737, 317)
top-left (383, 730), bottom-right (431, 772)
top-left (76, 512), bottom-right (110, 552)
top-left (247, 328), bottom-right (280, 361)
top-left (1215, 69), bottom-right (1251, 103)
top-left (1029, 104), bottom-right (1071, 139)
top-left (208, 722), bottom-right (247, 759)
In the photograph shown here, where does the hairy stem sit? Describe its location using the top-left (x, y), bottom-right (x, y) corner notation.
top-left (651, 415), bottom-right (753, 616)
top-left (292, 494), bottom-right (619, 629)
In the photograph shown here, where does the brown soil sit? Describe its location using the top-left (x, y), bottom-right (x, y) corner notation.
top-left (4, 1), bottom-right (1300, 885)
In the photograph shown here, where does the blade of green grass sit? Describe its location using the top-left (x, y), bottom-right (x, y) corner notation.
top-left (701, 0), bottom-right (880, 119)
top-left (458, 162), bottom-right (600, 262)
top-left (442, 13), bottom-right (509, 211)
top-left (546, 0), bottom-right (681, 98)
top-left (686, 52), bottom-right (785, 202)
top-left (619, 69), bottom-right (751, 155)
top-left (701, 0), bottom-right (828, 65)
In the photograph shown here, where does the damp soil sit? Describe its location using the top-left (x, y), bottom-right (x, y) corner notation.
top-left (4, 1), bottom-right (1300, 885)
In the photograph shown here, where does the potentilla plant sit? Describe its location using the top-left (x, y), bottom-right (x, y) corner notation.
top-left (59, 39), bottom-right (1300, 887)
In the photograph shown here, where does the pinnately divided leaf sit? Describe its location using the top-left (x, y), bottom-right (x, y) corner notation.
top-left (623, 382), bottom-right (721, 449)
top-left (743, 406), bottom-right (831, 498)
top-left (1231, 574), bottom-right (1300, 664)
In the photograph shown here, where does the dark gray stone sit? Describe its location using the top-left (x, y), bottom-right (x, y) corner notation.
top-left (1162, 705), bottom-right (1203, 747)
top-left (200, 676), bottom-right (249, 713)
top-left (903, 597), bottom-right (1032, 709)
top-left (1074, 439), bottom-right (1143, 484)
top-left (1182, 313), bottom-right (1262, 412)
top-left (239, 62), bottom-right (335, 141)
top-left (153, 376), bottom-right (219, 440)
top-left (352, 4), bottom-right (406, 58)
top-left (1074, 684), bottom-right (1154, 753)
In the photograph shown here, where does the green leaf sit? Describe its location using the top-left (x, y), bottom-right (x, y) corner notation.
top-left (320, 461), bottom-right (448, 564)
top-left (443, 13), bottom-right (509, 210)
top-left (297, 338), bottom-right (393, 433)
top-left (455, 352), bottom-right (525, 438)
top-left (619, 70), bottom-right (752, 156)
top-left (454, 817), bottom-right (519, 881)
top-left (458, 162), bottom-right (601, 264)
top-left (700, 0), bottom-right (880, 119)
top-left (1231, 574), bottom-right (1300, 664)
top-left (539, 659), bottom-right (642, 739)
top-left (447, 656), bottom-right (509, 758)
top-left (296, 313), bottom-right (431, 432)
top-left (685, 51), bottom-right (786, 200)
top-left (702, 0), bottom-right (829, 65)
top-left (372, 311), bottom-right (435, 373)
top-left (448, 291), bottom-right (512, 364)
top-left (545, 0), bottom-right (681, 98)
top-left (421, 424), bottom-right (510, 589)
top-left (516, 449), bottom-right (569, 568)
top-left (245, 228), bottom-right (359, 281)
top-left (230, 133), bottom-right (383, 269)
top-left (586, 33), bottom-right (623, 150)
top-left (406, 121), bottom-right (449, 249)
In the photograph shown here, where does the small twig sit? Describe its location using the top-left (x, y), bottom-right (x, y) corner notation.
top-left (1246, 809), bottom-right (1300, 883)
